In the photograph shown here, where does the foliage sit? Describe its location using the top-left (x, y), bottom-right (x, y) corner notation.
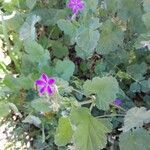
top-left (70, 107), bottom-right (112, 150)
top-left (83, 76), bottom-right (119, 110)
top-left (121, 107), bottom-right (150, 132)
top-left (119, 129), bottom-right (150, 150)
top-left (0, 0), bottom-right (150, 149)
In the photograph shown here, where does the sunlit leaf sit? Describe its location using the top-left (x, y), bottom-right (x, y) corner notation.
top-left (121, 107), bottom-right (150, 132)
top-left (55, 117), bottom-right (73, 146)
top-left (70, 107), bottom-right (112, 150)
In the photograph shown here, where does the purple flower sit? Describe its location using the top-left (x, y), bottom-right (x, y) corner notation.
top-left (113, 98), bottom-right (122, 106)
top-left (35, 73), bottom-right (56, 95)
top-left (67, 0), bottom-right (85, 15)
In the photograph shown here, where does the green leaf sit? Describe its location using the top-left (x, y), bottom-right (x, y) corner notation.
top-left (121, 107), bottom-right (150, 132)
top-left (130, 82), bottom-right (141, 92)
top-left (117, 0), bottom-right (142, 20)
top-left (55, 59), bottom-right (75, 81)
top-left (0, 101), bottom-right (10, 119)
top-left (119, 129), bottom-right (150, 150)
top-left (22, 115), bottom-right (41, 127)
top-left (86, 17), bottom-right (101, 30)
top-left (143, 0), bottom-right (150, 12)
top-left (105, 0), bottom-right (119, 14)
top-left (24, 40), bottom-right (49, 63)
top-left (83, 76), bottom-right (119, 110)
top-left (31, 98), bottom-right (52, 113)
top-left (70, 107), bottom-right (112, 150)
top-left (142, 12), bottom-right (150, 29)
top-left (6, 12), bottom-right (24, 32)
top-left (19, 15), bottom-right (41, 41)
top-left (33, 8), bottom-right (68, 26)
top-left (140, 79), bottom-right (150, 93)
top-left (126, 62), bottom-right (148, 81)
top-left (57, 19), bottom-right (76, 37)
top-left (134, 33), bottom-right (150, 50)
top-left (84, 0), bottom-right (98, 12)
top-left (9, 103), bottom-right (22, 118)
top-left (26, 0), bottom-right (37, 9)
top-left (3, 75), bottom-right (20, 91)
top-left (55, 117), bottom-right (73, 146)
top-left (96, 20), bottom-right (124, 54)
top-left (75, 28), bottom-right (100, 57)
top-left (50, 40), bottom-right (68, 59)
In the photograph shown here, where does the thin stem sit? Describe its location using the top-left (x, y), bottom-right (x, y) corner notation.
top-left (71, 13), bottom-right (76, 20)
top-left (72, 88), bottom-right (85, 96)
top-left (97, 114), bottom-right (125, 118)
top-left (42, 123), bottom-right (45, 143)
top-left (89, 102), bottom-right (95, 112)
top-left (78, 99), bottom-right (94, 105)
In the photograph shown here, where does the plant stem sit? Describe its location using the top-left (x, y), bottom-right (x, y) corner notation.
top-left (97, 114), bottom-right (125, 118)
top-left (72, 88), bottom-right (85, 96)
top-left (78, 99), bottom-right (94, 105)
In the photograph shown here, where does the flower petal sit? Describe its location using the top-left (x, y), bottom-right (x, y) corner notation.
top-left (35, 80), bottom-right (46, 86)
top-left (67, 3), bottom-right (74, 8)
top-left (41, 73), bottom-right (48, 82)
top-left (77, 2), bottom-right (84, 10)
top-left (47, 86), bottom-right (53, 95)
top-left (113, 98), bottom-right (122, 106)
top-left (76, 0), bottom-right (82, 3)
top-left (39, 86), bottom-right (47, 94)
top-left (48, 78), bottom-right (55, 85)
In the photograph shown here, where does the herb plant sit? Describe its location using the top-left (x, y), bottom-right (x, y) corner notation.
top-left (0, 0), bottom-right (150, 149)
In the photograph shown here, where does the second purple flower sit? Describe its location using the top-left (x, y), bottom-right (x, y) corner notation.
top-left (67, 0), bottom-right (85, 15)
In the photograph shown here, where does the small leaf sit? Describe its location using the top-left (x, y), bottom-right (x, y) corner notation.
top-left (23, 115), bottom-right (41, 127)
top-left (33, 8), bottom-right (68, 26)
top-left (130, 82), bottom-right (141, 92)
top-left (57, 19), bottom-right (76, 37)
top-left (84, 0), bottom-right (98, 12)
top-left (76, 28), bottom-right (100, 58)
top-left (24, 40), bottom-right (49, 63)
top-left (0, 101), bottom-right (10, 119)
top-left (19, 15), bottom-right (41, 41)
top-left (83, 76), bottom-right (119, 110)
top-left (31, 98), bottom-right (52, 113)
top-left (87, 17), bottom-right (101, 30)
top-left (51, 40), bottom-right (68, 58)
top-left (117, 0), bottom-right (142, 20)
top-left (96, 20), bottom-right (124, 54)
top-left (126, 62), bottom-right (148, 81)
top-left (55, 117), bottom-right (73, 146)
top-left (119, 129), bottom-right (150, 150)
top-left (55, 59), bottom-right (75, 81)
top-left (9, 103), bottom-right (22, 118)
top-left (121, 107), bottom-right (150, 132)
